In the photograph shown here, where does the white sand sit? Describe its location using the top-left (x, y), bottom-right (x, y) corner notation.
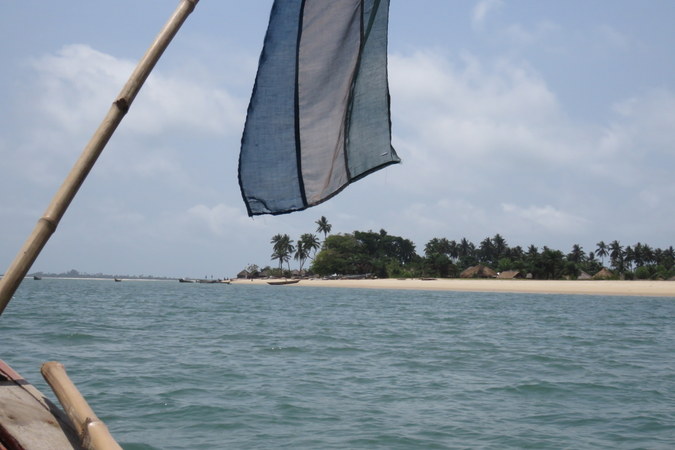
top-left (230, 278), bottom-right (675, 297)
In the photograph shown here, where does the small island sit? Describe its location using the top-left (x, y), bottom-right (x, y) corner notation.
top-left (237, 217), bottom-right (675, 284)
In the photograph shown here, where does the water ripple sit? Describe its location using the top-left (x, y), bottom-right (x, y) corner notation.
top-left (1, 280), bottom-right (674, 449)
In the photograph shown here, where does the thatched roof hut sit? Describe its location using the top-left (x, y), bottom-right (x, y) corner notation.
top-left (460, 265), bottom-right (497, 278)
top-left (592, 268), bottom-right (614, 280)
top-left (578, 271), bottom-right (592, 280)
top-left (497, 270), bottom-right (523, 279)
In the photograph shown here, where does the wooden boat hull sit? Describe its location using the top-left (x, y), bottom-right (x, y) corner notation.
top-left (267, 279), bottom-right (300, 285)
top-left (0, 360), bottom-right (81, 449)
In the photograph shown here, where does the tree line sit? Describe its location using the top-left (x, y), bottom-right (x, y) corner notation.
top-left (242, 217), bottom-right (674, 281)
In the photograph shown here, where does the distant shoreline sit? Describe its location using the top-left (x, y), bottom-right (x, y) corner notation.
top-left (231, 278), bottom-right (675, 298)
top-left (20, 276), bottom-right (675, 297)
top-left (23, 276), bottom-right (175, 282)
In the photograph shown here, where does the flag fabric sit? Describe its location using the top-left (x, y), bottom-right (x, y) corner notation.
top-left (238, 0), bottom-right (400, 216)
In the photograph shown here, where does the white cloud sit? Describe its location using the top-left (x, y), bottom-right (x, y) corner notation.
top-left (30, 45), bottom-right (128, 135)
top-left (501, 203), bottom-right (589, 235)
top-left (186, 203), bottom-right (262, 237)
top-left (388, 49), bottom-right (581, 199)
top-left (594, 24), bottom-right (632, 51)
top-left (385, 47), bottom-right (675, 251)
top-left (472, 0), bottom-right (503, 29)
top-left (502, 21), bottom-right (561, 47)
top-left (6, 43), bottom-right (252, 201)
top-left (596, 88), bottom-right (675, 181)
top-left (129, 72), bottom-right (244, 136)
top-left (4, 1), bottom-right (675, 277)
top-left (390, 51), bottom-right (561, 128)
top-left (30, 44), bottom-right (244, 138)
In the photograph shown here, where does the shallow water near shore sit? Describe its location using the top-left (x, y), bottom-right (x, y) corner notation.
top-left (2, 278), bottom-right (674, 449)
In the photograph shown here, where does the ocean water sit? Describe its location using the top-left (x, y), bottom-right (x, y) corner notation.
top-left (1, 279), bottom-right (674, 449)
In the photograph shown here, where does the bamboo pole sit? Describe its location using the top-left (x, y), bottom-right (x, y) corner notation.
top-left (0, 0), bottom-right (199, 316)
top-left (41, 361), bottom-right (122, 450)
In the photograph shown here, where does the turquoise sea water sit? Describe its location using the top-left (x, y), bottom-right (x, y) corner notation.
top-left (2, 278), bottom-right (674, 449)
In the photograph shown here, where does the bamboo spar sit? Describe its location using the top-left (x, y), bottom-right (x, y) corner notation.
top-left (41, 361), bottom-right (122, 450)
top-left (0, 0), bottom-right (199, 316)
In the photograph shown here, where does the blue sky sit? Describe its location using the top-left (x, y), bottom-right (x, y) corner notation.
top-left (1, 1), bottom-right (674, 278)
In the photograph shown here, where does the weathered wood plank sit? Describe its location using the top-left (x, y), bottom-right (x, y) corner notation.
top-left (0, 360), bottom-right (81, 450)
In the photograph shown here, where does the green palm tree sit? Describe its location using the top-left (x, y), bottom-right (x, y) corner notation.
top-left (642, 244), bottom-right (654, 266)
top-left (448, 240), bottom-right (459, 262)
top-left (315, 216), bottom-right (332, 240)
top-left (271, 234), bottom-right (294, 272)
top-left (306, 234), bottom-right (322, 258)
top-left (661, 246), bottom-right (675, 270)
top-left (479, 237), bottom-right (494, 264)
top-left (396, 238), bottom-right (417, 265)
top-left (424, 238), bottom-right (450, 258)
top-left (295, 233), bottom-right (321, 273)
top-left (568, 244), bottom-right (585, 263)
top-left (509, 245), bottom-right (524, 261)
top-left (294, 241), bottom-right (309, 274)
top-left (609, 240), bottom-right (624, 273)
top-left (492, 234), bottom-right (508, 261)
top-left (459, 238), bottom-right (472, 258)
top-left (595, 241), bottom-right (608, 267)
top-left (624, 245), bottom-right (635, 271)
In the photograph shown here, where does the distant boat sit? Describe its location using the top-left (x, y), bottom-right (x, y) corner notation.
top-left (179, 278), bottom-right (229, 284)
top-left (267, 279), bottom-right (300, 286)
top-left (114, 278), bottom-right (122, 282)
top-left (33, 276), bottom-right (42, 280)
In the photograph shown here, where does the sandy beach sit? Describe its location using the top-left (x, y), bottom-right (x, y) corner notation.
top-left (231, 278), bottom-right (675, 297)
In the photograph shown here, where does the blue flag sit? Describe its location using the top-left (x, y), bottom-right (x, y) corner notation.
top-left (239, 0), bottom-right (400, 216)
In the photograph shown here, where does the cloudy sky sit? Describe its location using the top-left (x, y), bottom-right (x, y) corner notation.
top-left (1, 1), bottom-right (674, 278)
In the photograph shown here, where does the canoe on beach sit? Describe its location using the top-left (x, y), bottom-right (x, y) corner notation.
top-left (267, 279), bottom-right (300, 286)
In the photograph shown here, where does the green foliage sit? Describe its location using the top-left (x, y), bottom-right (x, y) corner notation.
top-left (255, 218), bottom-right (674, 281)
top-left (270, 234), bottom-right (294, 271)
top-left (311, 234), bottom-right (361, 276)
top-left (635, 266), bottom-right (650, 280)
top-left (295, 233), bottom-right (320, 273)
top-left (310, 230), bottom-right (418, 277)
top-left (426, 253), bottom-right (452, 278)
top-left (315, 216), bottom-right (332, 239)
top-left (245, 264), bottom-right (260, 278)
top-left (497, 258), bottom-right (513, 273)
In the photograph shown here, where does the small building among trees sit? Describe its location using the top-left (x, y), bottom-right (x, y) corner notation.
top-left (460, 265), bottom-right (497, 278)
top-left (497, 270), bottom-right (523, 279)
top-left (592, 268), bottom-right (615, 280)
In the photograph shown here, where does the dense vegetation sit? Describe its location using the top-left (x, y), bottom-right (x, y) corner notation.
top-left (244, 217), bottom-right (675, 281)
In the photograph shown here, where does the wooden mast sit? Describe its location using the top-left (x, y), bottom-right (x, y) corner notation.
top-left (0, 0), bottom-right (199, 316)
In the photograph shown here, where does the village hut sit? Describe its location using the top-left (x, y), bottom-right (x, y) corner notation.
top-left (497, 270), bottom-right (523, 279)
top-left (237, 269), bottom-right (250, 279)
top-left (460, 265), bottom-right (498, 279)
top-left (592, 268), bottom-right (615, 280)
top-left (260, 268), bottom-right (274, 278)
top-left (577, 270), bottom-right (592, 280)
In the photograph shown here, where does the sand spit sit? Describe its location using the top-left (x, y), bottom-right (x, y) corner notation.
top-left (231, 278), bottom-right (675, 297)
